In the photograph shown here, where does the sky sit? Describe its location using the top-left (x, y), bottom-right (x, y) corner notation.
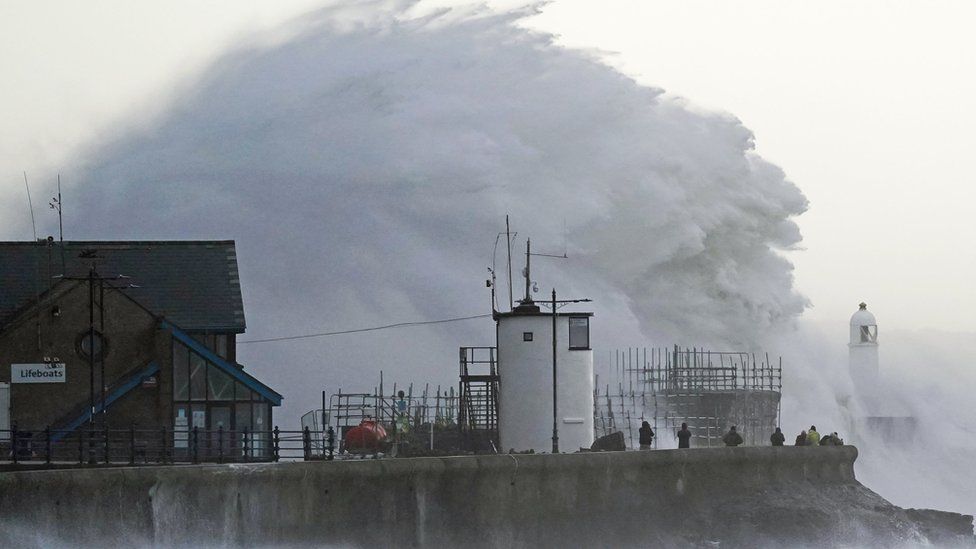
top-left (528, 0), bottom-right (976, 336)
top-left (3, 0), bottom-right (975, 339)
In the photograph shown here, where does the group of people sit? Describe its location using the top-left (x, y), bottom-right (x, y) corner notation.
top-left (792, 425), bottom-right (844, 446)
top-left (638, 422), bottom-right (740, 449)
top-left (639, 421), bottom-right (697, 449)
top-left (636, 421), bottom-right (845, 449)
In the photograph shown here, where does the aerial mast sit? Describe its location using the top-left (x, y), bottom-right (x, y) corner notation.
top-left (506, 215), bottom-right (513, 311)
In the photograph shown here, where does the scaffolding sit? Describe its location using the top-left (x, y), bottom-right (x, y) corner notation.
top-left (312, 344), bottom-right (781, 454)
top-left (315, 377), bottom-right (459, 452)
top-left (595, 346), bottom-right (782, 448)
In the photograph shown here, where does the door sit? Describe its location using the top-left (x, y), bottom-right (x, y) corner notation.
top-left (209, 406), bottom-right (232, 459)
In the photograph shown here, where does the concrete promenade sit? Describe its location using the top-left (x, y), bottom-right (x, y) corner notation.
top-left (0, 446), bottom-right (970, 547)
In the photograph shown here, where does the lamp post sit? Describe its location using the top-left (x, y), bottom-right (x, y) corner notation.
top-left (551, 289), bottom-right (558, 454)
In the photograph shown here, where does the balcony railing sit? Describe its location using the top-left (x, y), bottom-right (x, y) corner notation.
top-left (0, 425), bottom-right (337, 467)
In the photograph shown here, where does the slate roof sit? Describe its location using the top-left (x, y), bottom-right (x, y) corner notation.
top-left (0, 240), bottom-right (246, 333)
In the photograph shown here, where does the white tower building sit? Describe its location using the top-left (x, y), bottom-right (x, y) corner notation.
top-left (848, 302), bottom-right (879, 402)
top-left (496, 299), bottom-right (594, 453)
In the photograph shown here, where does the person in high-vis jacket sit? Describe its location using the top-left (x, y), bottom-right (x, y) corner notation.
top-left (807, 426), bottom-right (821, 446)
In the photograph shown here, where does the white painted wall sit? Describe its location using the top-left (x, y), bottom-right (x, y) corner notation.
top-left (497, 313), bottom-right (594, 453)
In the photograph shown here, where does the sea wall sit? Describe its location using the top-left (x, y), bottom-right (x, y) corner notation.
top-left (0, 447), bottom-right (971, 548)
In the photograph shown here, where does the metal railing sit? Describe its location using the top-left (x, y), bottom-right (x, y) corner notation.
top-left (0, 425), bottom-right (337, 467)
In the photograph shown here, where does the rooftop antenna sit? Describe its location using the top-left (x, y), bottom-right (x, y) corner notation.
top-left (506, 215), bottom-right (514, 311)
top-left (490, 217), bottom-right (518, 312)
top-left (49, 173), bottom-right (65, 275)
top-left (23, 172), bottom-right (41, 350)
top-left (521, 236), bottom-right (568, 305)
top-left (23, 172), bottom-right (37, 241)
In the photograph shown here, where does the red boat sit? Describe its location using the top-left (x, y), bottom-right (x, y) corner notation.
top-left (344, 419), bottom-right (388, 453)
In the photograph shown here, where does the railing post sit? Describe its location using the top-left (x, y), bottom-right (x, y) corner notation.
top-left (45, 426), bottom-right (51, 464)
top-left (273, 426), bottom-right (280, 462)
top-left (218, 425), bottom-right (224, 464)
top-left (129, 424), bottom-right (136, 465)
top-left (192, 427), bottom-right (199, 464)
top-left (303, 426), bottom-right (311, 461)
top-left (78, 428), bottom-right (84, 464)
top-left (88, 426), bottom-right (97, 465)
top-left (11, 423), bottom-right (18, 465)
top-left (242, 428), bottom-right (249, 463)
top-left (327, 426), bottom-right (335, 461)
top-left (104, 424), bottom-right (110, 464)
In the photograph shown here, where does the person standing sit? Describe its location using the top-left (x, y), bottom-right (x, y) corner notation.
top-left (807, 426), bottom-right (821, 446)
top-left (770, 427), bottom-right (786, 446)
top-left (677, 423), bottom-right (692, 449)
top-left (722, 426), bottom-right (743, 447)
top-left (794, 430), bottom-right (808, 446)
top-left (638, 421), bottom-right (655, 450)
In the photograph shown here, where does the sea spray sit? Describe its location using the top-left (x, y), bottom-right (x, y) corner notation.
top-left (58, 1), bottom-right (807, 422)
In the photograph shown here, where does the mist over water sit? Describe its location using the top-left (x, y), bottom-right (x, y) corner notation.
top-left (8, 0), bottom-right (974, 521)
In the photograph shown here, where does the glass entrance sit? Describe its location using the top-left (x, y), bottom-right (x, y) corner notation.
top-left (209, 406), bottom-right (232, 459)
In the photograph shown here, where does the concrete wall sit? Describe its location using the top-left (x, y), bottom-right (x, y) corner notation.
top-left (497, 314), bottom-right (593, 453)
top-left (0, 446), bottom-right (965, 548)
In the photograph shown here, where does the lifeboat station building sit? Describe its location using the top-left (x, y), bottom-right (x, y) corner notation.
top-left (0, 240), bottom-right (281, 460)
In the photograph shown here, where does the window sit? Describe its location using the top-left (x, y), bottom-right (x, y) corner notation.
top-left (859, 325), bottom-right (878, 343)
top-left (235, 381), bottom-right (251, 401)
top-left (171, 332), bottom-right (274, 458)
top-left (173, 342), bottom-right (189, 400)
top-left (523, 332), bottom-right (533, 342)
top-left (568, 317), bottom-right (589, 350)
top-left (235, 403), bottom-right (252, 432)
top-left (76, 331), bottom-right (107, 360)
top-left (190, 353), bottom-right (207, 400)
top-left (190, 333), bottom-right (230, 359)
top-left (173, 405), bottom-right (189, 449)
top-left (215, 335), bottom-right (228, 359)
top-left (207, 365), bottom-right (235, 400)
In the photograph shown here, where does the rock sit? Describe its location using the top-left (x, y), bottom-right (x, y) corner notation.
top-left (590, 431), bottom-right (626, 452)
top-left (906, 508), bottom-right (975, 545)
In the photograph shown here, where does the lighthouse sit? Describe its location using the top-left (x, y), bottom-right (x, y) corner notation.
top-left (848, 302), bottom-right (880, 408)
top-left (847, 302), bottom-right (918, 440)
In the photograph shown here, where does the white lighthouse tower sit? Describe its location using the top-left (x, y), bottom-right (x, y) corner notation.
top-left (848, 302), bottom-right (879, 406)
top-left (495, 240), bottom-right (594, 453)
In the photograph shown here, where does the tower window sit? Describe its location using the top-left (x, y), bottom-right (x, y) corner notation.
top-left (569, 317), bottom-right (590, 350)
top-left (523, 332), bottom-right (533, 342)
top-left (859, 325), bottom-right (878, 343)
